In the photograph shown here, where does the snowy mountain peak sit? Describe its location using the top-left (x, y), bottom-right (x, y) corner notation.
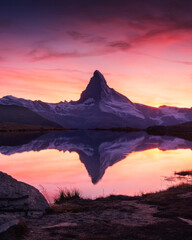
top-left (0, 95), bottom-right (20, 105)
top-left (77, 70), bottom-right (110, 103)
top-left (93, 70), bottom-right (107, 84)
top-left (1, 70), bottom-right (192, 129)
top-left (2, 95), bottom-right (18, 100)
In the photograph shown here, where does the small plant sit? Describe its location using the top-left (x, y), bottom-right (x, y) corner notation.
top-left (39, 185), bottom-right (52, 205)
top-left (54, 188), bottom-right (81, 204)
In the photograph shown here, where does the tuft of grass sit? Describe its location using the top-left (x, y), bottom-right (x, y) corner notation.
top-left (54, 188), bottom-right (81, 204)
top-left (39, 184), bottom-right (52, 205)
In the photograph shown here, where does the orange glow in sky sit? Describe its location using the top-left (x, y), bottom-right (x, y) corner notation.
top-left (0, 1), bottom-right (192, 108)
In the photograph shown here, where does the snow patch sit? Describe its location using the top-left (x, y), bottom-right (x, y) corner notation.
top-left (159, 106), bottom-right (188, 121)
top-left (100, 98), bottom-right (145, 119)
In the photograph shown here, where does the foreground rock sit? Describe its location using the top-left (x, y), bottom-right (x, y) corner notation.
top-left (0, 171), bottom-right (48, 217)
top-left (0, 171), bottom-right (48, 235)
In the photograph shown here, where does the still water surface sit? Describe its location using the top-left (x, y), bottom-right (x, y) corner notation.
top-left (0, 131), bottom-right (191, 201)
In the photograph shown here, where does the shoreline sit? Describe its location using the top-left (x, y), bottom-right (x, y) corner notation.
top-left (1, 126), bottom-right (192, 142)
top-left (1, 183), bottom-right (192, 240)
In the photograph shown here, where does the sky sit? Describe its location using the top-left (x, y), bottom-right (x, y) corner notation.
top-left (0, 0), bottom-right (192, 107)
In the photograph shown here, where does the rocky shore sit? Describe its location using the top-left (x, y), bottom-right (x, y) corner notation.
top-left (0, 172), bottom-right (191, 240)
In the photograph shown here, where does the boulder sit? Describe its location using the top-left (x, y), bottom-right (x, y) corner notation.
top-left (0, 171), bottom-right (49, 218)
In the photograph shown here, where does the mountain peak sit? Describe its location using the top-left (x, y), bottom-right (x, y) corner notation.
top-left (93, 70), bottom-right (106, 80)
top-left (77, 70), bottom-right (109, 103)
top-left (0, 95), bottom-right (19, 105)
top-left (92, 70), bottom-right (108, 87)
top-left (3, 95), bottom-right (17, 100)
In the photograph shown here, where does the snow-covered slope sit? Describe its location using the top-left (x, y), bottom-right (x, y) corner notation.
top-left (0, 70), bottom-right (192, 128)
top-left (0, 104), bottom-right (61, 128)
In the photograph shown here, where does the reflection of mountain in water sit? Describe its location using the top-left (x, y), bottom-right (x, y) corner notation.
top-left (1, 131), bottom-right (192, 184)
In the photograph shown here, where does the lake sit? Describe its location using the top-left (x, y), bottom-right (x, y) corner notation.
top-left (0, 131), bottom-right (191, 202)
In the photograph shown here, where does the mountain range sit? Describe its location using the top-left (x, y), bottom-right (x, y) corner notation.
top-left (1, 70), bottom-right (192, 129)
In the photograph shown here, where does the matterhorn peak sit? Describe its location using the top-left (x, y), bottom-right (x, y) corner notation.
top-left (93, 70), bottom-right (106, 81)
top-left (77, 70), bottom-right (110, 103)
top-left (91, 70), bottom-right (108, 88)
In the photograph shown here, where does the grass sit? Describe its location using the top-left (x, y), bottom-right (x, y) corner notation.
top-left (142, 183), bottom-right (192, 200)
top-left (54, 188), bottom-right (81, 204)
top-left (47, 188), bottom-right (83, 213)
top-left (141, 183), bottom-right (192, 219)
top-left (28, 183), bottom-right (192, 240)
top-left (47, 183), bottom-right (192, 220)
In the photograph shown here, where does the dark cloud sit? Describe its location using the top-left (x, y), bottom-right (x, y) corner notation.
top-left (1, 0), bottom-right (192, 29)
top-left (68, 31), bottom-right (106, 44)
top-left (107, 41), bottom-right (131, 51)
top-left (1, 0), bottom-right (192, 60)
top-left (86, 36), bottom-right (106, 44)
top-left (27, 47), bottom-right (111, 61)
top-left (68, 31), bottom-right (90, 40)
top-left (133, 51), bottom-right (192, 66)
top-left (28, 48), bottom-right (85, 61)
